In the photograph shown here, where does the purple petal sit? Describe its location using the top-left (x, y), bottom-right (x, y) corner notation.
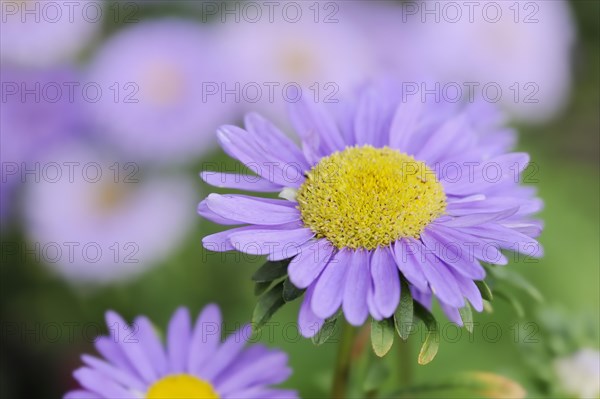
top-left (367, 283), bottom-right (383, 321)
top-left (198, 325), bottom-right (251, 381)
top-left (64, 390), bottom-right (98, 399)
top-left (393, 239), bottom-right (429, 291)
top-left (72, 368), bottom-right (133, 398)
top-left (205, 194), bottom-right (300, 225)
top-left (167, 307), bottom-right (191, 373)
top-left (217, 126), bottom-right (304, 187)
top-left (354, 91), bottom-right (387, 147)
top-left (201, 171), bottom-right (282, 192)
top-left (244, 112), bottom-right (310, 170)
top-left (216, 351), bottom-right (290, 395)
top-left (189, 304), bottom-right (222, 374)
top-left (229, 227), bottom-right (314, 256)
top-left (104, 311), bottom-right (156, 382)
top-left (311, 249), bottom-right (350, 319)
top-left (440, 303), bottom-right (464, 326)
top-left (370, 247), bottom-right (401, 318)
top-left (81, 355), bottom-right (146, 392)
top-left (298, 285), bottom-right (325, 338)
top-left (342, 250), bottom-right (370, 326)
top-left (409, 240), bottom-right (464, 308)
top-left (132, 316), bottom-right (168, 377)
top-left (93, 338), bottom-right (135, 377)
top-left (416, 115), bottom-right (473, 165)
top-left (420, 228), bottom-right (486, 280)
top-left (389, 97), bottom-right (423, 152)
top-left (439, 207), bottom-right (519, 228)
top-left (198, 200), bottom-right (242, 226)
top-left (288, 239), bottom-right (334, 289)
top-left (452, 270), bottom-right (484, 312)
top-left (288, 97), bottom-right (345, 155)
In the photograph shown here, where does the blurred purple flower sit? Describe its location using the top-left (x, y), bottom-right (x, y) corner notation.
top-left (1, 0), bottom-right (101, 67)
top-left (1, 67), bottom-right (84, 225)
top-left (403, 0), bottom-right (576, 123)
top-left (85, 19), bottom-right (236, 164)
top-left (219, 9), bottom-right (376, 127)
top-left (65, 306), bottom-right (298, 398)
top-left (23, 143), bottom-right (197, 284)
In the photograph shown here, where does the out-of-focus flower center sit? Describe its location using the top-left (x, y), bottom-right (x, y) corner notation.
top-left (297, 145), bottom-right (446, 250)
top-left (279, 42), bottom-right (316, 81)
top-left (146, 374), bottom-right (219, 399)
top-left (94, 182), bottom-right (129, 213)
top-left (142, 61), bottom-right (185, 106)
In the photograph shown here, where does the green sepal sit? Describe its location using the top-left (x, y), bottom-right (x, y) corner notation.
top-left (254, 281), bottom-right (272, 296)
top-left (252, 281), bottom-right (285, 332)
top-left (414, 303), bottom-right (440, 365)
top-left (371, 317), bottom-right (395, 357)
top-left (282, 277), bottom-right (304, 302)
top-left (312, 311), bottom-right (340, 345)
top-left (459, 303), bottom-right (474, 333)
top-left (251, 260), bottom-right (289, 282)
top-left (475, 280), bottom-right (494, 301)
top-left (394, 278), bottom-right (414, 340)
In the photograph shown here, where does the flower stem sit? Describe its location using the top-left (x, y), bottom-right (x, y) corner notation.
top-left (331, 319), bottom-right (356, 398)
top-left (397, 338), bottom-right (413, 387)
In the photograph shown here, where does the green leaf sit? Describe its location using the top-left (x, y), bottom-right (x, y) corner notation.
top-left (394, 279), bottom-right (414, 340)
top-left (254, 281), bottom-right (271, 296)
top-left (312, 312), bottom-right (340, 345)
top-left (252, 281), bottom-right (285, 332)
top-left (475, 280), bottom-right (493, 301)
top-left (251, 260), bottom-right (289, 283)
top-left (414, 303), bottom-right (439, 365)
top-left (371, 318), bottom-right (395, 357)
top-left (494, 290), bottom-right (525, 318)
top-left (282, 278), bottom-right (304, 302)
top-left (483, 300), bottom-right (494, 313)
top-left (459, 303), bottom-right (473, 333)
top-left (490, 268), bottom-right (543, 303)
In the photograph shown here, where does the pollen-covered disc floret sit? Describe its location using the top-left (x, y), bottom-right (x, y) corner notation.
top-left (146, 374), bottom-right (219, 399)
top-left (297, 145), bottom-right (447, 250)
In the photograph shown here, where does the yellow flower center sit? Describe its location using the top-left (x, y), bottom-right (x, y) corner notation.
top-left (297, 145), bottom-right (447, 250)
top-left (146, 374), bottom-right (219, 399)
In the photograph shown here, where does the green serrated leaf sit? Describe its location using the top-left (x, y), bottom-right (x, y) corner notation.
top-left (394, 279), bottom-right (414, 340)
top-left (459, 303), bottom-right (473, 333)
top-left (254, 281), bottom-right (271, 296)
top-left (495, 290), bottom-right (525, 318)
top-left (490, 268), bottom-right (543, 303)
top-left (282, 278), bottom-right (304, 302)
top-left (252, 281), bottom-right (285, 332)
top-left (312, 312), bottom-right (340, 345)
top-left (371, 318), bottom-right (395, 357)
top-left (414, 303), bottom-right (439, 365)
top-left (251, 260), bottom-right (289, 282)
top-left (475, 280), bottom-right (494, 301)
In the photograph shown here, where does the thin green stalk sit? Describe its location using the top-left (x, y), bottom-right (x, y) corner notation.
top-left (331, 319), bottom-right (356, 398)
top-left (397, 338), bottom-right (413, 388)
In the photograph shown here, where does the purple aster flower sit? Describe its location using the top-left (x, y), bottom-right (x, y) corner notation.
top-left (199, 83), bottom-right (543, 336)
top-left (65, 305), bottom-right (298, 399)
